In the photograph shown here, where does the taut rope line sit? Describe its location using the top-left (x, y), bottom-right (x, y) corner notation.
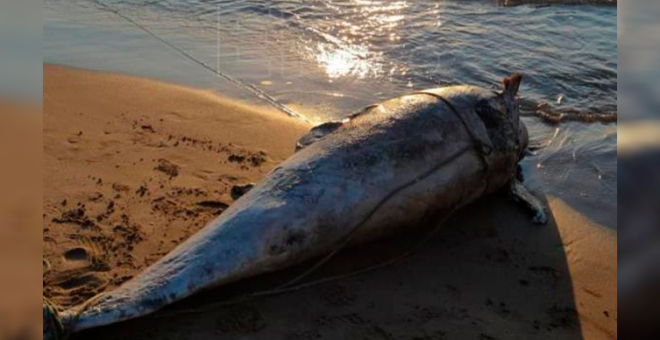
top-left (92, 0), bottom-right (309, 124)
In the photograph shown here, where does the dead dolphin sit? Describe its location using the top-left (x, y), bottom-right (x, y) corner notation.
top-left (43, 73), bottom-right (547, 339)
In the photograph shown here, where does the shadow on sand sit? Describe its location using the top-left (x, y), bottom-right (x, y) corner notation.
top-left (77, 191), bottom-right (583, 340)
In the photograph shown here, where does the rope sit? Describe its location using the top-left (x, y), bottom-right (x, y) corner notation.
top-left (414, 91), bottom-right (492, 192)
top-left (157, 208), bottom-right (457, 317)
top-left (274, 145), bottom-right (472, 291)
top-left (43, 291), bottom-right (110, 339)
top-left (413, 92), bottom-right (493, 159)
top-left (92, 0), bottom-right (309, 124)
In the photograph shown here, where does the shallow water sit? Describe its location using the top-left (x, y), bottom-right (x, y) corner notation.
top-left (44, 0), bottom-right (617, 228)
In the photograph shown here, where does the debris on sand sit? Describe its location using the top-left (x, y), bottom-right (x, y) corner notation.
top-left (155, 159), bottom-right (180, 178)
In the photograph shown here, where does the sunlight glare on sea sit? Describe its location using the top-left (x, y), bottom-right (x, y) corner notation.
top-left (304, 0), bottom-right (409, 79)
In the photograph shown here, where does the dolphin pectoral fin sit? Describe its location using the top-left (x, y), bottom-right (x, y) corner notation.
top-left (295, 121), bottom-right (344, 152)
top-left (509, 179), bottom-right (548, 225)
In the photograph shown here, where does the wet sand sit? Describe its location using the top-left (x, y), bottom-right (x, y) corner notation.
top-left (43, 65), bottom-right (616, 340)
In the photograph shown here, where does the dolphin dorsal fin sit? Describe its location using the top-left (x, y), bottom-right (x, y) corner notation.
top-left (294, 104), bottom-right (380, 152)
top-left (295, 121), bottom-right (344, 152)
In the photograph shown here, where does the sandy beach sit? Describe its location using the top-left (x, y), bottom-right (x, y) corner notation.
top-left (43, 65), bottom-right (616, 340)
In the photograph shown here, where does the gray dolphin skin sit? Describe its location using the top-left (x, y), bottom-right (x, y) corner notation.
top-left (43, 73), bottom-right (547, 339)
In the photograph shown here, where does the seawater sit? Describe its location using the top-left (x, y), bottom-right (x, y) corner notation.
top-left (44, 0), bottom-right (617, 228)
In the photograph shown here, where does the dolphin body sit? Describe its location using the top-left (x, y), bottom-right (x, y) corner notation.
top-left (44, 73), bottom-right (546, 339)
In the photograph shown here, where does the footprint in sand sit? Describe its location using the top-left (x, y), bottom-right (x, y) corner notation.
top-left (45, 240), bottom-right (110, 306)
top-left (59, 235), bottom-right (109, 271)
top-left (63, 247), bottom-right (90, 262)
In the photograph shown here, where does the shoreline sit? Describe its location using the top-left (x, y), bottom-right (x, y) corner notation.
top-left (43, 65), bottom-right (616, 340)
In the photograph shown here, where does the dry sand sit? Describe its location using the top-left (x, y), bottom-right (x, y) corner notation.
top-left (43, 65), bottom-right (616, 340)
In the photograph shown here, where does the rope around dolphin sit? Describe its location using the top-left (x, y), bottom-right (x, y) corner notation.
top-left (271, 92), bottom-right (493, 291)
top-left (155, 206), bottom-right (460, 317)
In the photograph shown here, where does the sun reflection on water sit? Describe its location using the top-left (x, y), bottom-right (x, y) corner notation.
top-left (307, 0), bottom-right (409, 79)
